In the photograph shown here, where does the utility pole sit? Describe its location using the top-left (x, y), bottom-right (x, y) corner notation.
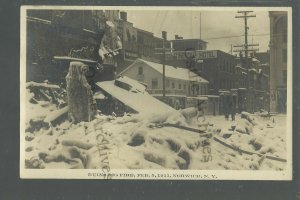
top-left (235, 11), bottom-right (257, 69)
top-left (199, 12), bottom-right (202, 40)
top-left (162, 31), bottom-right (167, 98)
top-left (154, 31), bottom-right (173, 100)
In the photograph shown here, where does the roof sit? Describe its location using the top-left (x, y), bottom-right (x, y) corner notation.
top-left (120, 58), bottom-right (209, 83)
top-left (170, 38), bottom-right (207, 44)
top-left (96, 80), bottom-right (176, 115)
top-left (252, 57), bottom-right (260, 62)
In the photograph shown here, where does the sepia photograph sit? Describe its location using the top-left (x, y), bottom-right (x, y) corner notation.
top-left (20, 6), bottom-right (292, 180)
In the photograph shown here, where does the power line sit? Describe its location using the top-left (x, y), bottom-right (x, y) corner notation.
top-left (234, 10), bottom-right (258, 69)
top-left (202, 33), bottom-right (271, 41)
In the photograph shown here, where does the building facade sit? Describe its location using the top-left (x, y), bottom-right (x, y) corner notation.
top-left (165, 50), bottom-right (236, 115)
top-left (170, 38), bottom-right (207, 51)
top-left (116, 12), bottom-right (169, 74)
top-left (27, 10), bottom-right (120, 83)
top-left (118, 58), bottom-right (210, 111)
top-left (269, 11), bottom-right (288, 113)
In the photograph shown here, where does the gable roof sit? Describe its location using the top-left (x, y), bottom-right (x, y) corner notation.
top-left (119, 58), bottom-right (208, 83)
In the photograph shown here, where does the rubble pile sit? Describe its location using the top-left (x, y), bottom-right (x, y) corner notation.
top-left (24, 81), bottom-right (287, 171)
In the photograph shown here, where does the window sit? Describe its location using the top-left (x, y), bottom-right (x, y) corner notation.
top-left (282, 49), bottom-right (287, 63)
top-left (183, 84), bottom-right (186, 90)
top-left (179, 83), bottom-right (181, 89)
top-left (166, 80), bottom-right (170, 88)
top-left (138, 66), bottom-right (143, 75)
top-left (283, 70), bottom-right (287, 84)
top-left (283, 29), bottom-right (287, 43)
top-left (226, 62), bottom-right (228, 72)
top-left (152, 78), bottom-right (158, 89)
top-left (172, 82), bottom-right (175, 89)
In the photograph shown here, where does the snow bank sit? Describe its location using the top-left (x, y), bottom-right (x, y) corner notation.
top-left (24, 85), bottom-right (287, 171)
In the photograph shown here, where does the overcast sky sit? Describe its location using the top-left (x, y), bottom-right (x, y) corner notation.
top-left (125, 10), bottom-right (270, 53)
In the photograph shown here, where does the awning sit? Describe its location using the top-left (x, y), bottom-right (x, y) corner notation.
top-left (187, 96), bottom-right (208, 101)
top-left (152, 94), bottom-right (187, 98)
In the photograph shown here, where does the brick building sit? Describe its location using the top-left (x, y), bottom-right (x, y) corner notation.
top-left (26, 10), bottom-right (119, 83)
top-left (165, 49), bottom-right (237, 115)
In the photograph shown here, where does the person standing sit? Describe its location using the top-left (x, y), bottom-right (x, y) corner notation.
top-left (230, 102), bottom-right (236, 121)
top-left (197, 101), bottom-right (206, 122)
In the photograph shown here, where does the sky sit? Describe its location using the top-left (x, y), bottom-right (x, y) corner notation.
top-left (125, 10), bottom-right (270, 53)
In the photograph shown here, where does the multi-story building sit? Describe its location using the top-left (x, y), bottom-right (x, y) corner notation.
top-left (269, 11), bottom-right (288, 113)
top-left (118, 58), bottom-right (210, 111)
top-left (116, 12), bottom-right (169, 74)
top-left (26, 10), bottom-right (120, 83)
top-left (171, 38), bottom-right (207, 51)
top-left (165, 49), bottom-right (236, 115)
top-left (235, 53), bottom-right (270, 113)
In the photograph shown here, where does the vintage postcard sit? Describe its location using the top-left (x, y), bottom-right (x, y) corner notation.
top-left (20, 6), bottom-right (292, 180)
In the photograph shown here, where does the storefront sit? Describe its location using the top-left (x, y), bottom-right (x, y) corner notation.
top-left (152, 94), bottom-right (187, 110)
top-left (206, 95), bottom-right (220, 115)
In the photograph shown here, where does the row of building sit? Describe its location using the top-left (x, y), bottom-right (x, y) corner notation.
top-left (26, 9), bottom-right (286, 115)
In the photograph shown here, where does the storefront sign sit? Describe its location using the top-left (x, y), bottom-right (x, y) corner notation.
top-left (166, 50), bottom-right (217, 60)
top-left (125, 51), bottom-right (138, 60)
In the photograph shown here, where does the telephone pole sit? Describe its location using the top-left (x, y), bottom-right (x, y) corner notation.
top-left (199, 12), bottom-right (202, 40)
top-left (235, 11), bottom-right (258, 69)
top-left (154, 31), bottom-right (172, 99)
top-left (162, 31), bottom-right (167, 98)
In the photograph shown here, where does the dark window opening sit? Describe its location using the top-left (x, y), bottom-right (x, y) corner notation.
top-left (138, 66), bottom-right (143, 75)
top-left (282, 49), bottom-right (287, 63)
top-left (152, 78), bottom-right (158, 89)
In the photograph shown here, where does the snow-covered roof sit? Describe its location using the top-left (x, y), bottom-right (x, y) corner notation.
top-left (195, 96), bottom-right (208, 101)
top-left (249, 68), bottom-right (257, 73)
top-left (152, 94), bottom-right (186, 98)
top-left (96, 80), bottom-right (177, 116)
top-left (206, 95), bottom-right (220, 98)
top-left (252, 57), bottom-right (260, 62)
top-left (235, 65), bottom-right (247, 71)
top-left (120, 58), bottom-right (209, 83)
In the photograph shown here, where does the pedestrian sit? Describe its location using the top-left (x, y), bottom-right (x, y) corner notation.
top-left (230, 102), bottom-right (236, 121)
top-left (197, 101), bottom-right (206, 122)
top-left (224, 102), bottom-right (229, 120)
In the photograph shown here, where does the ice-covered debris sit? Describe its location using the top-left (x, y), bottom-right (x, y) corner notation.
top-left (180, 107), bottom-right (198, 123)
top-left (115, 76), bottom-right (146, 93)
top-left (26, 81), bottom-right (60, 89)
top-left (93, 91), bottom-right (106, 100)
top-left (96, 80), bottom-right (177, 116)
top-left (235, 118), bottom-right (253, 134)
top-left (241, 111), bottom-right (258, 126)
top-left (44, 106), bottom-right (68, 124)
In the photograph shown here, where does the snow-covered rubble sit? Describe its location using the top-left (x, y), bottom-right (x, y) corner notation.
top-left (24, 81), bottom-right (287, 171)
top-left (96, 77), bottom-right (181, 121)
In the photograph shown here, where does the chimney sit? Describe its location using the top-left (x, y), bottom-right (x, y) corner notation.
top-left (120, 12), bottom-right (127, 21)
top-left (175, 34), bottom-right (179, 39)
top-left (162, 31), bottom-right (167, 40)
